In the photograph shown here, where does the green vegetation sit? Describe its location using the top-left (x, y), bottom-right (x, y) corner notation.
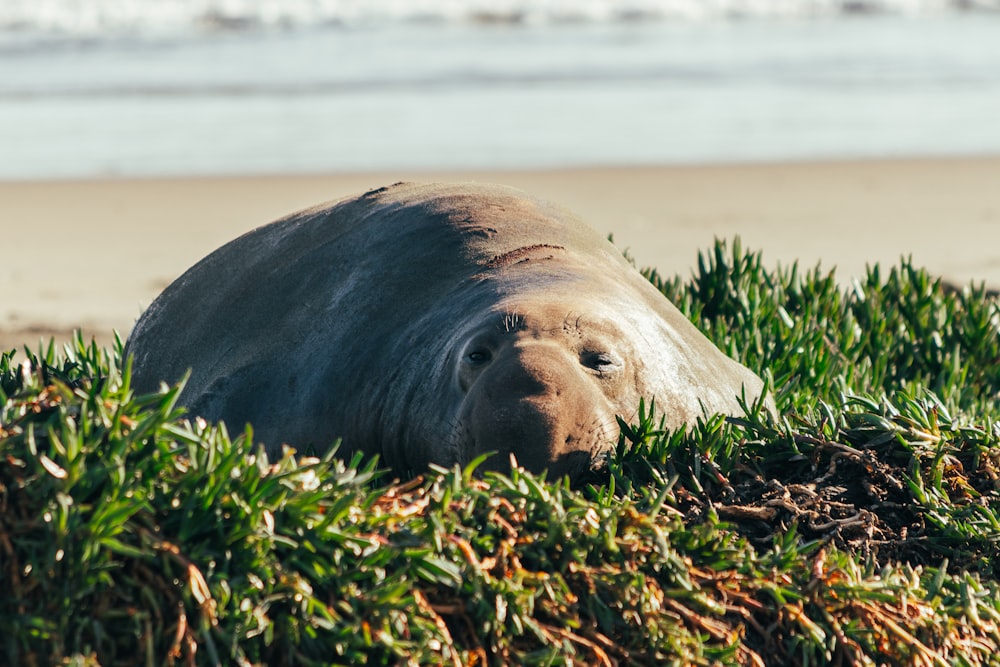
top-left (3, 239), bottom-right (1000, 665)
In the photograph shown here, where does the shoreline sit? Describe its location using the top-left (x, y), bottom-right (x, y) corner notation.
top-left (4, 156), bottom-right (1000, 351)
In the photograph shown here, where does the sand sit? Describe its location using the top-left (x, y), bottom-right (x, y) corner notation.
top-left (3, 157), bottom-right (999, 351)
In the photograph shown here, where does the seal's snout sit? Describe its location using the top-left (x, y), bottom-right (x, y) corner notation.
top-left (459, 340), bottom-right (616, 476)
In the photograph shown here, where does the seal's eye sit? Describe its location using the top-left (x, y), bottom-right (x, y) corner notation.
top-left (466, 349), bottom-right (492, 365)
top-left (581, 351), bottom-right (620, 374)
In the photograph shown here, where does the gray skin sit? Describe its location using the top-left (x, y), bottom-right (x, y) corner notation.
top-left (126, 182), bottom-right (769, 479)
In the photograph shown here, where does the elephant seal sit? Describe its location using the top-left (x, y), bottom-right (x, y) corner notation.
top-left (126, 182), bottom-right (768, 478)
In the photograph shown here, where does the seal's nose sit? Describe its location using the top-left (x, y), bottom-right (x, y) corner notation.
top-left (463, 342), bottom-right (613, 476)
top-left (476, 341), bottom-right (572, 403)
top-left (489, 345), bottom-right (556, 398)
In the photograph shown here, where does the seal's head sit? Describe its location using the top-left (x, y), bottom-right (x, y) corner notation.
top-left (451, 300), bottom-right (634, 477)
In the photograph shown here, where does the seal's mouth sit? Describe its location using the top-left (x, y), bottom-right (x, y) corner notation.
top-left (550, 448), bottom-right (612, 487)
top-left (460, 432), bottom-right (613, 485)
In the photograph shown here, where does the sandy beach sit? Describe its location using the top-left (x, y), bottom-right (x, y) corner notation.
top-left (3, 157), bottom-right (999, 351)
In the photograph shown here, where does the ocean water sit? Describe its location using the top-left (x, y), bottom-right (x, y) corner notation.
top-left (1, 0), bottom-right (999, 180)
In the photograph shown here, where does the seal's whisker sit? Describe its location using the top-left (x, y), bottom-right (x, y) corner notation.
top-left (500, 311), bottom-right (524, 333)
top-left (590, 414), bottom-right (622, 447)
top-left (444, 417), bottom-right (473, 462)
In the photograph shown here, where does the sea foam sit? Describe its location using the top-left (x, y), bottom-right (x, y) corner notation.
top-left (1, 0), bottom-right (992, 37)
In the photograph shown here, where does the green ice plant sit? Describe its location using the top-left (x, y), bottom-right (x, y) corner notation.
top-left (3, 239), bottom-right (1000, 665)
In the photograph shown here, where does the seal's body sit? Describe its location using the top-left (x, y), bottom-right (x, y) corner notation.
top-left (126, 183), bottom-right (767, 477)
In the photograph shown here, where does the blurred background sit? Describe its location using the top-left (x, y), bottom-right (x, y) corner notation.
top-left (2, 0), bottom-right (1000, 180)
top-left (3, 0), bottom-right (1000, 349)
